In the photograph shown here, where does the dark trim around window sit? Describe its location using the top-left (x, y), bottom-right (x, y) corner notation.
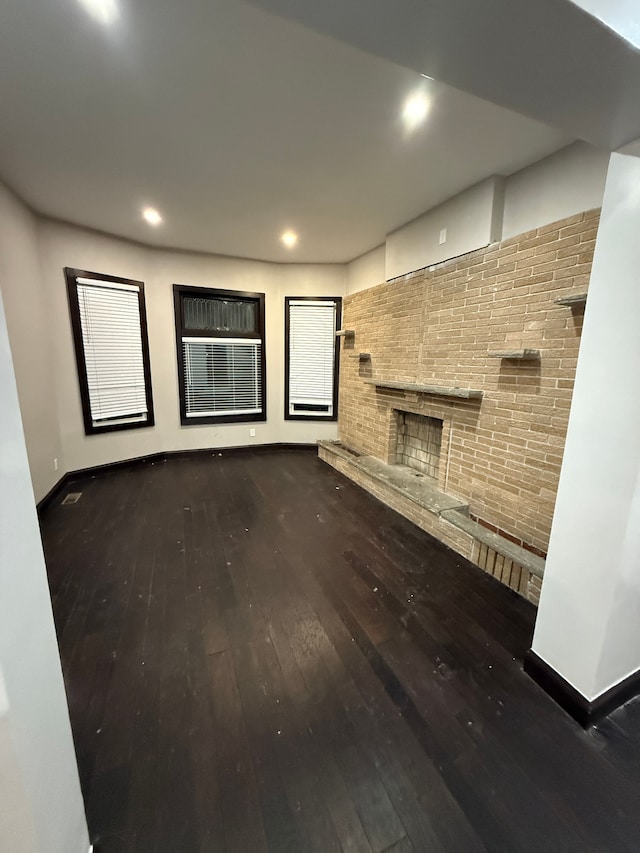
top-left (173, 284), bottom-right (267, 426)
top-left (284, 295), bottom-right (342, 422)
top-left (65, 267), bottom-right (155, 436)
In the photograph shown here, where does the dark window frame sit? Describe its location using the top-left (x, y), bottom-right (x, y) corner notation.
top-left (173, 284), bottom-right (267, 426)
top-left (284, 295), bottom-right (342, 422)
top-left (65, 267), bottom-right (155, 436)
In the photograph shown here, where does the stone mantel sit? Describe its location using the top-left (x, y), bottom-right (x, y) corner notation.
top-left (364, 379), bottom-right (483, 401)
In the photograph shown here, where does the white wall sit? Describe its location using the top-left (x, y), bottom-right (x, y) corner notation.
top-left (531, 150), bottom-right (640, 699)
top-left (502, 141), bottom-right (608, 239)
top-left (385, 176), bottom-right (504, 281)
top-left (37, 220), bottom-right (346, 475)
top-left (343, 143), bottom-right (607, 294)
top-left (346, 245), bottom-right (386, 294)
top-left (0, 669), bottom-right (37, 853)
top-left (0, 185), bottom-right (63, 501)
top-left (0, 291), bottom-right (89, 853)
top-left (0, 142), bottom-right (609, 488)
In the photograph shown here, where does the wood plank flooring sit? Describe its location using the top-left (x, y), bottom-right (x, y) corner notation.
top-left (40, 447), bottom-right (640, 853)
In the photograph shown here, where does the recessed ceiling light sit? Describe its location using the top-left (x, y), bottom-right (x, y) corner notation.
top-left (142, 207), bottom-right (163, 227)
top-left (402, 90), bottom-right (431, 132)
top-left (77, 0), bottom-right (120, 26)
top-left (281, 230), bottom-right (298, 248)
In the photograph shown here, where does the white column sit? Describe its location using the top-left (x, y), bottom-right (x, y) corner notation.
top-left (531, 150), bottom-right (640, 702)
top-left (0, 668), bottom-right (38, 853)
top-left (0, 291), bottom-right (89, 853)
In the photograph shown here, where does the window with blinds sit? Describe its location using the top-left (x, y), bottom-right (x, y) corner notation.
top-left (173, 285), bottom-right (266, 425)
top-left (285, 297), bottom-right (341, 420)
top-left (65, 268), bottom-right (154, 435)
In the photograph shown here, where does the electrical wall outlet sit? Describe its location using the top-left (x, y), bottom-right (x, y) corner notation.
top-left (439, 228), bottom-right (447, 245)
top-left (54, 458), bottom-right (58, 471)
top-left (249, 428), bottom-right (256, 437)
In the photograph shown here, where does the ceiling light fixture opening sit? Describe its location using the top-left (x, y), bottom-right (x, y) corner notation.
top-left (77, 0), bottom-right (120, 26)
top-left (142, 207), bottom-right (163, 226)
top-left (402, 90), bottom-right (431, 132)
top-left (281, 230), bottom-right (298, 248)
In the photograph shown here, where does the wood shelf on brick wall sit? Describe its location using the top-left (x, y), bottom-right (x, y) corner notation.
top-left (555, 292), bottom-right (587, 307)
top-left (348, 353), bottom-right (371, 360)
top-left (487, 349), bottom-right (540, 360)
top-left (336, 329), bottom-right (355, 338)
top-left (365, 379), bottom-right (483, 400)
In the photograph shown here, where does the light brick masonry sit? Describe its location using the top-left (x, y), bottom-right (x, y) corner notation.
top-left (330, 209), bottom-right (598, 603)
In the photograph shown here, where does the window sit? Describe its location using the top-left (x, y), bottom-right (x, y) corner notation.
top-left (285, 296), bottom-right (341, 420)
top-left (173, 285), bottom-right (266, 425)
top-left (65, 267), bottom-right (154, 435)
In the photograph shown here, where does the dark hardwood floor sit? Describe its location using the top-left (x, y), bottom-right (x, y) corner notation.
top-left (41, 447), bottom-right (640, 853)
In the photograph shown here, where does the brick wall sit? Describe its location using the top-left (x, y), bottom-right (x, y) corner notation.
top-left (338, 209), bottom-right (598, 556)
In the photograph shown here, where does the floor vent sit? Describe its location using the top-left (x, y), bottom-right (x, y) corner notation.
top-left (62, 492), bottom-right (82, 505)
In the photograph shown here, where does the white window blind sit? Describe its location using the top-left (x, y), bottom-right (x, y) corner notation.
top-left (183, 337), bottom-right (262, 417)
top-left (76, 279), bottom-right (149, 427)
top-left (288, 300), bottom-right (337, 416)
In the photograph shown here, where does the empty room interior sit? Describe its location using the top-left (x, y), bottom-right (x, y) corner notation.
top-left (3, 1), bottom-right (640, 851)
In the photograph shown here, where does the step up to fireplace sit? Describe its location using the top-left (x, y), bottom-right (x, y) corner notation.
top-left (318, 440), bottom-right (545, 604)
top-left (440, 508), bottom-right (545, 579)
top-left (318, 440), bottom-right (467, 516)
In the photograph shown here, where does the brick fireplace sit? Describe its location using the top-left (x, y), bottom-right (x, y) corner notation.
top-left (320, 208), bottom-right (600, 604)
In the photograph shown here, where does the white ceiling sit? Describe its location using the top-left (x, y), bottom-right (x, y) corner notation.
top-left (0, 0), bottom-right (571, 263)
top-left (569, 0), bottom-right (640, 49)
top-left (248, 0), bottom-right (640, 151)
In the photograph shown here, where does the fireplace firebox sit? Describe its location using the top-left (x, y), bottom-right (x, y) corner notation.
top-left (396, 411), bottom-right (443, 481)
